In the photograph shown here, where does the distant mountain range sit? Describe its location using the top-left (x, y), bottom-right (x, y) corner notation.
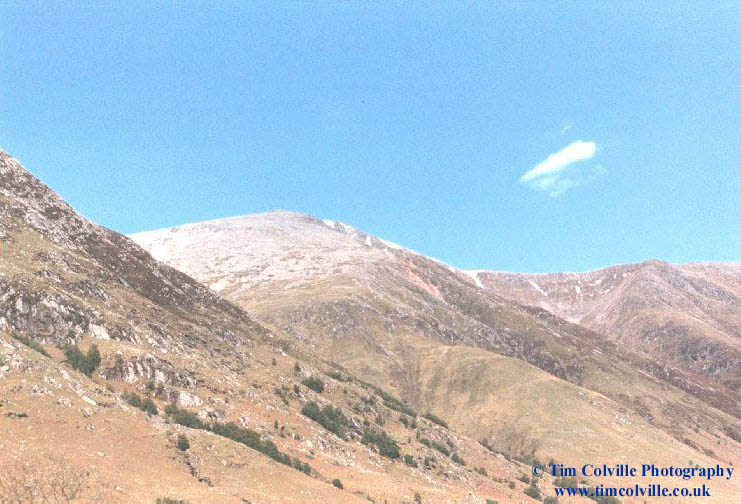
top-left (471, 262), bottom-right (741, 396)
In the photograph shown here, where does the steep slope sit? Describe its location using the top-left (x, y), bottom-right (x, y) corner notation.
top-left (1, 151), bottom-right (549, 503)
top-left (470, 262), bottom-right (741, 399)
top-left (130, 211), bottom-right (741, 502)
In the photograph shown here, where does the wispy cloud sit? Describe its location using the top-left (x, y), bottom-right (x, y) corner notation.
top-left (520, 140), bottom-right (602, 197)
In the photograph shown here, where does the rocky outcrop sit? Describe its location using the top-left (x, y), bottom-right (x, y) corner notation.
top-left (100, 353), bottom-right (197, 388)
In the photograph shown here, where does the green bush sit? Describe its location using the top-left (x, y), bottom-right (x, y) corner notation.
top-left (524, 483), bottom-right (541, 500)
top-left (451, 453), bottom-right (466, 466)
top-left (293, 457), bottom-right (312, 475)
top-left (589, 496), bottom-right (620, 504)
top-left (419, 438), bottom-right (450, 457)
top-left (177, 434), bottom-right (190, 451)
top-left (543, 497), bottom-right (559, 504)
top-left (332, 478), bottom-right (343, 489)
top-left (301, 401), bottom-right (348, 439)
top-left (211, 422), bottom-right (294, 468)
top-left (404, 454), bottom-right (418, 468)
top-left (126, 392), bottom-right (143, 409)
top-left (379, 395), bottom-right (417, 418)
top-left (327, 370), bottom-right (350, 382)
top-left (10, 332), bottom-right (49, 357)
top-left (64, 344), bottom-right (101, 376)
top-left (126, 392), bottom-right (158, 415)
top-left (422, 413), bottom-right (448, 429)
top-left (142, 397), bottom-right (158, 415)
top-left (724, 425), bottom-right (741, 442)
top-left (301, 376), bottom-right (325, 393)
top-left (361, 428), bottom-right (400, 459)
top-left (166, 404), bottom-right (206, 430)
top-left (163, 404), bottom-right (310, 475)
top-left (554, 476), bottom-right (578, 488)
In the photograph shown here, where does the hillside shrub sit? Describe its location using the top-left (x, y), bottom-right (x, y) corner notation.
top-left (403, 454), bottom-right (418, 468)
top-left (332, 478), bottom-right (343, 489)
top-left (419, 438), bottom-right (450, 457)
top-left (163, 406), bottom-right (311, 475)
top-left (422, 413), bottom-right (448, 429)
top-left (554, 476), bottom-right (578, 488)
top-left (366, 386), bottom-right (417, 417)
top-left (301, 376), bottom-right (325, 393)
top-left (125, 392), bottom-right (158, 415)
top-left (724, 425), bottom-right (741, 442)
top-left (126, 392), bottom-right (143, 409)
top-left (589, 496), bottom-right (620, 504)
top-left (524, 483), bottom-right (541, 500)
top-left (64, 344), bottom-right (101, 376)
top-left (165, 404), bottom-right (206, 430)
top-left (10, 332), bottom-right (49, 357)
top-left (301, 401), bottom-right (348, 439)
top-left (327, 370), bottom-right (351, 382)
top-left (361, 428), bottom-right (400, 459)
top-left (451, 453), bottom-right (466, 466)
top-left (293, 457), bottom-right (312, 475)
top-left (142, 397), bottom-right (158, 415)
top-left (177, 434), bottom-right (190, 451)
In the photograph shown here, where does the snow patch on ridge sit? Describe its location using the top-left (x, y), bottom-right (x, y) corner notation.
top-left (379, 238), bottom-right (403, 250)
top-left (462, 270), bottom-right (484, 288)
top-left (529, 280), bottom-right (548, 296)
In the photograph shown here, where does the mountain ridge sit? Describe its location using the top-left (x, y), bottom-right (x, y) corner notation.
top-left (129, 207), bottom-right (741, 498)
top-left (3, 151), bottom-right (551, 503)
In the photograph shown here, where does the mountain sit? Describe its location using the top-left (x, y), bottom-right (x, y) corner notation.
top-left (468, 262), bottom-right (741, 403)
top-left (2, 151), bottom-right (554, 503)
top-left (131, 210), bottom-right (741, 502)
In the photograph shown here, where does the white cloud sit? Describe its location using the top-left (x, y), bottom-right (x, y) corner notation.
top-left (520, 140), bottom-right (601, 197)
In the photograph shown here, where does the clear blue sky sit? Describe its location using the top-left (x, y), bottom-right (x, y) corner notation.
top-left (2, 2), bottom-right (739, 272)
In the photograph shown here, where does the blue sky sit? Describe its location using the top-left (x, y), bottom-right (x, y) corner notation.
top-left (2, 2), bottom-right (739, 272)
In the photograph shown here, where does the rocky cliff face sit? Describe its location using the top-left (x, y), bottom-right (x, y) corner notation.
top-left (1, 151), bottom-right (268, 352)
